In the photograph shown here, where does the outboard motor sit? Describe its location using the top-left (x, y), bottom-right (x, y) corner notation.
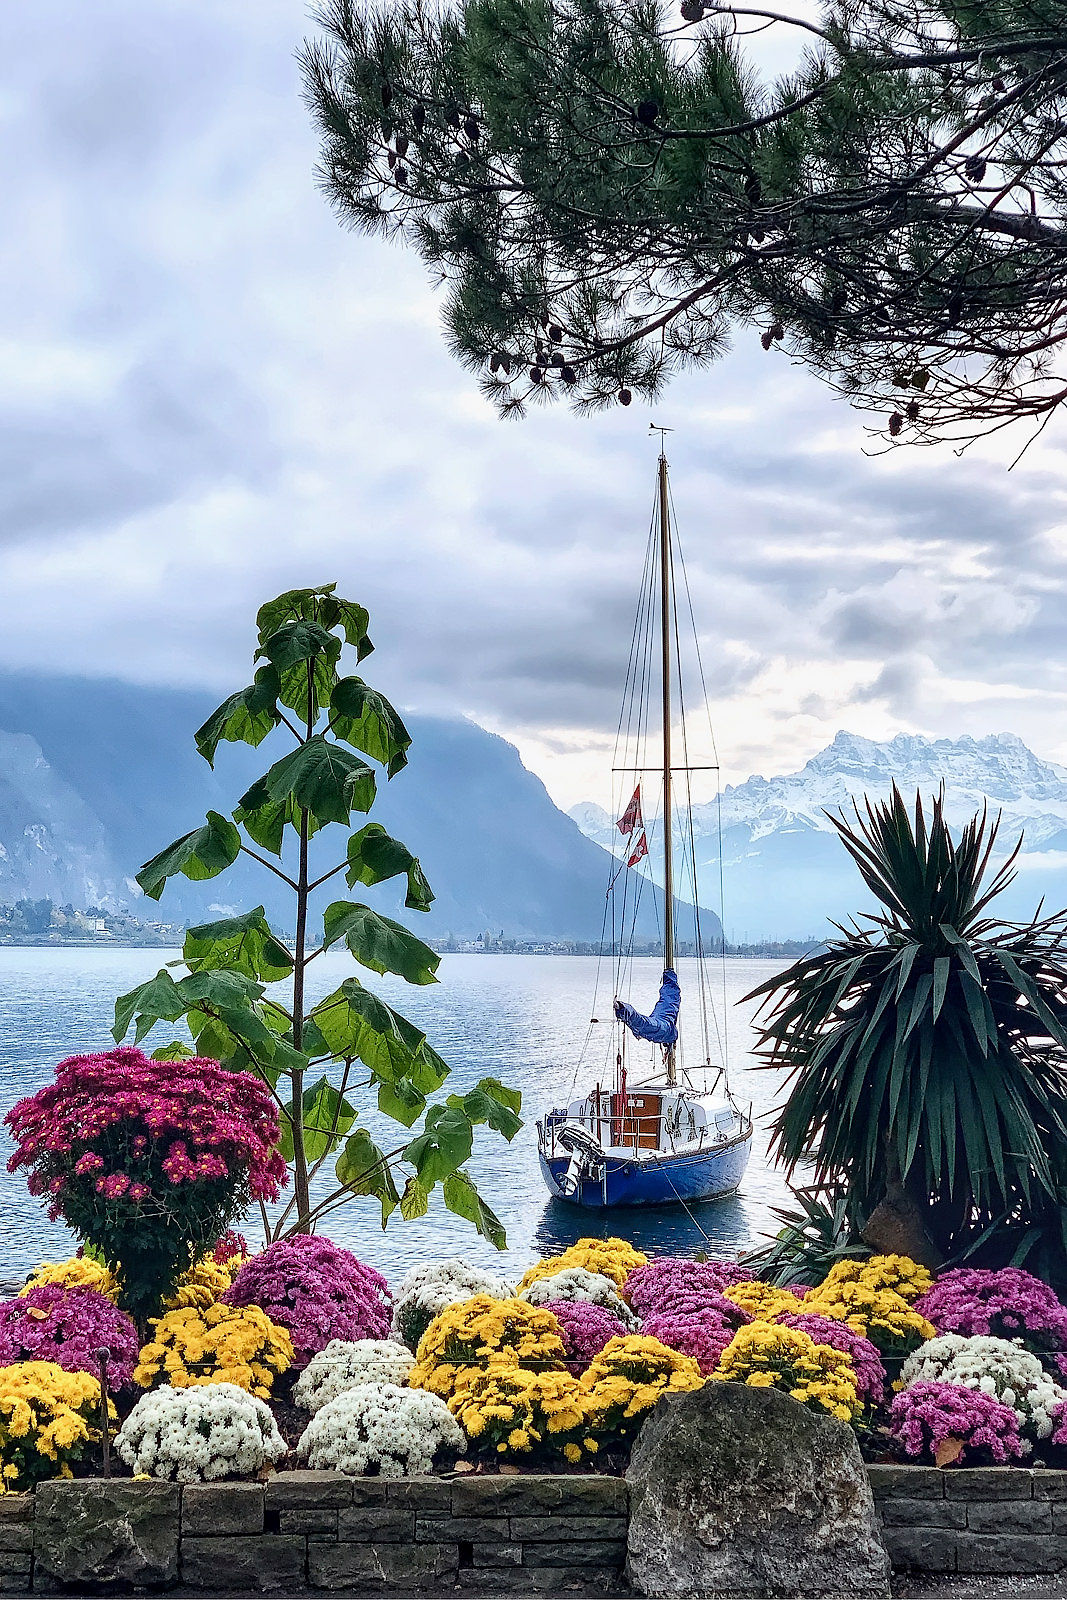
top-left (556, 1124), bottom-right (605, 1198)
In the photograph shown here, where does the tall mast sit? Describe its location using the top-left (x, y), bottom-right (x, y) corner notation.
top-left (657, 442), bottom-right (677, 1087)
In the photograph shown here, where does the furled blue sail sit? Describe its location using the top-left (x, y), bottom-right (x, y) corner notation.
top-left (614, 968), bottom-right (681, 1045)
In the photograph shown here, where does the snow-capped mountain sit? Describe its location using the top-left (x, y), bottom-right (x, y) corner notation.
top-left (570, 732), bottom-right (1067, 941)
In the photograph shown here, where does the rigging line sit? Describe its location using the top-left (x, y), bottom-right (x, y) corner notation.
top-left (612, 509), bottom-right (657, 1005)
top-left (619, 509), bottom-right (660, 1003)
top-left (668, 477), bottom-right (730, 1075)
top-left (667, 493), bottom-right (725, 1071)
top-left (661, 1163), bottom-right (714, 1245)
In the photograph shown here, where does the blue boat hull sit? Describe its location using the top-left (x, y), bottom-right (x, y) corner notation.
top-left (538, 1132), bottom-right (751, 1208)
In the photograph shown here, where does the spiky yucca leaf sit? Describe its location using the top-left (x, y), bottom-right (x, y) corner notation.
top-left (747, 787), bottom-right (1067, 1256)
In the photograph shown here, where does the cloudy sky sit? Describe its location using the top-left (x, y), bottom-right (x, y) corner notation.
top-left (4, 1), bottom-right (1067, 811)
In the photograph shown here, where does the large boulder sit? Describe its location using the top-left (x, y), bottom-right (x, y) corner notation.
top-left (34, 1479), bottom-right (180, 1589)
top-left (626, 1382), bottom-right (890, 1597)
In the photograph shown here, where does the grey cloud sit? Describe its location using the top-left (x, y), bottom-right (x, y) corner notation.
top-left (1, 2), bottom-right (1067, 802)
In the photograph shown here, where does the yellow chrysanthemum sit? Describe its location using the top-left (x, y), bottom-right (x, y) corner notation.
top-left (446, 1356), bottom-right (591, 1460)
top-left (817, 1254), bottom-right (933, 1306)
top-left (21, 1258), bottom-right (119, 1302)
top-left (722, 1280), bottom-right (804, 1321)
top-left (133, 1303), bottom-right (293, 1396)
top-left (804, 1278), bottom-right (934, 1356)
top-left (580, 1335), bottom-right (703, 1438)
top-left (517, 1238), bottom-right (647, 1293)
top-left (0, 1361), bottom-right (113, 1491)
top-left (163, 1256), bottom-right (235, 1311)
top-left (410, 1296), bottom-right (566, 1401)
top-left (711, 1323), bottom-right (860, 1421)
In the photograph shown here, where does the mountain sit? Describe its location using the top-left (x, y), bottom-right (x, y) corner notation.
top-left (0, 671), bottom-right (712, 943)
top-left (570, 731), bottom-right (1067, 940)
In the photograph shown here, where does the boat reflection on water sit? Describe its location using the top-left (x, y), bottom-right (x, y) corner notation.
top-left (532, 1189), bottom-right (757, 1264)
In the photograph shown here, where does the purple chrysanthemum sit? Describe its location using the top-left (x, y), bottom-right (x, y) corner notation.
top-left (889, 1379), bottom-right (1026, 1465)
top-left (776, 1311), bottom-right (887, 1405)
top-left (542, 1299), bottom-right (629, 1371)
top-left (0, 1285), bottom-right (139, 1390)
top-left (640, 1308), bottom-right (746, 1374)
top-left (916, 1268), bottom-right (1067, 1378)
top-left (625, 1257), bottom-right (749, 1318)
top-left (224, 1235), bottom-right (391, 1363)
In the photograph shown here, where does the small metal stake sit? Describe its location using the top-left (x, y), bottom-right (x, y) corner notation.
top-left (96, 1349), bottom-right (111, 1478)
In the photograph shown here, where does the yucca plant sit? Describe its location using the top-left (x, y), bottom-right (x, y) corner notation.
top-left (747, 787), bottom-right (1067, 1279)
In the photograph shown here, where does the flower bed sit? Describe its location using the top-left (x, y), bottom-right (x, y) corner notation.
top-left (1, 1242), bottom-right (1066, 1490)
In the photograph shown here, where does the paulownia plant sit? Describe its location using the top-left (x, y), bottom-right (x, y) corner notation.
top-left (113, 584), bottom-right (521, 1244)
top-left (747, 787), bottom-right (1067, 1284)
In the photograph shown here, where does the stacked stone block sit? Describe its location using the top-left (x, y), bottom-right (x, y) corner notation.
top-left (868, 1464), bottom-right (1067, 1575)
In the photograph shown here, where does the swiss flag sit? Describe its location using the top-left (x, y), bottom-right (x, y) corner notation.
top-left (617, 786), bottom-right (643, 836)
top-left (627, 831), bottom-right (649, 869)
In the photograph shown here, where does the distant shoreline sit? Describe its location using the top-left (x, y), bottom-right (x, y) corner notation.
top-left (0, 941), bottom-right (810, 958)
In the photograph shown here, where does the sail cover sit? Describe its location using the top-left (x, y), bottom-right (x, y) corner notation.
top-left (614, 968), bottom-right (681, 1045)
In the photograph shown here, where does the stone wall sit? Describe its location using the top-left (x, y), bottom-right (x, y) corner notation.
top-left (868, 1465), bottom-right (1067, 1577)
top-left (0, 1467), bottom-right (1065, 1591)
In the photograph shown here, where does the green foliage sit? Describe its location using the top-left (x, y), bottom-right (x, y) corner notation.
top-left (301, 0), bottom-right (1067, 446)
top-left (748, 787), bottom-right (1067, 1279)
top-left (114, 584), bottom-right (521, 1244)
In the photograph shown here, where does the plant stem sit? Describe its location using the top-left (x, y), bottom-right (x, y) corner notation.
top-left (289, 661), bottom-right (315, 1232)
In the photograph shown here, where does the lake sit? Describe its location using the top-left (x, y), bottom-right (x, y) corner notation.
top-left (0, 948), bottom-right (798, 1285)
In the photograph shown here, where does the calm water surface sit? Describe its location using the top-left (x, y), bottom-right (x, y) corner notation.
top-left (0, 949), bottom-right (797, 1284)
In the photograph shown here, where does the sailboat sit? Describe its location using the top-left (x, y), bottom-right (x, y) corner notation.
top-left (537, 434), bottom-right (753, 1209)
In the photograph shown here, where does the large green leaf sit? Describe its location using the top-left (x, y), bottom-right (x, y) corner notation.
top-left (256, 586), bottom-right (372, 658)
top-left (234, 793), bottom-right (323, 857)
top-left (136, 811), bottom-right (241, 901)
top-left (194, 667), bottom-right (281, 766)
top-left (454, 1078), bottom-right (524, 1140)
top-left (256, 620), bottom-right (343, 717)
top-left (403, 1104), bottom-right (474, 1188)
top-left (150, 1040), bottom-right (197, 1062)
top-left (114, 971), bottom-right (187, 1042)
top-left (183, 908), bottom-right (294, 982)
top-left (442, 1171), bottom-right (506, 1249)
top-left (345, 823), bottom-right (433, 911)
top-left (311, 980), bottom-right (449, 1093)
top-left (335, 1129), bottom-right (399, 1226)
top-left (322, 901), bottom-right (439, 984)
top-left (279, 1075), bottom-right (357, 1163)
top-left (330, 678), bottom-right (411, 776)
top-left (400, 1175), bottom-right (430, 1220)
top-left (237, 737), bottom-right (376, 830)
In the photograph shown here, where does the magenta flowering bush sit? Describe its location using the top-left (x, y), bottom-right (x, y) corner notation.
top-left (889, 1380), bottom-right (1027, 1464)
top-left (916, 1268), bottom-right (1067, 1376)
top-left (1052, 1399), bottom-right (1067, 1448)
top-left (776, 1312), bottom-right (887, 1406)
top-left (0, 1286), bottom-right (139, 1391)
top-left (5, 1048), bottom-right (286, 1322)
top-left (542, 1299), bottom-right (628, 1372)
top-left (625, 1258), bottom-right (748, 1318)
top-left (640, 1309), bottom-right (746, 1375)
top-left (224, 1235), bottom-right (391, 1362)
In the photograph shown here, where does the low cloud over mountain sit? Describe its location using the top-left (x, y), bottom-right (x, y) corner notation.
top-left (571, 731), bottom-right (1067, 940)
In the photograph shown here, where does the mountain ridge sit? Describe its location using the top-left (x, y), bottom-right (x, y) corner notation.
top-left (570, 729), bottom-right (1067, 939)
top-left (0, 670), bottom-right (710, 943)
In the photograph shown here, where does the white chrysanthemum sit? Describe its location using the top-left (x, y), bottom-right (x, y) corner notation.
top-left (115, 1383), bottom-right (286, 1482)
top-left (299, 1382), bottom-right (465, 1477)
top-left (520, 1266), bottom-right (639, 1327)
top-left (391, 1258), bottom-right (513, 1349)
top-left (901, 1334), bottom-right (1067, 1441)
top-left (294, 1339), bottom-right (415, 1413)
